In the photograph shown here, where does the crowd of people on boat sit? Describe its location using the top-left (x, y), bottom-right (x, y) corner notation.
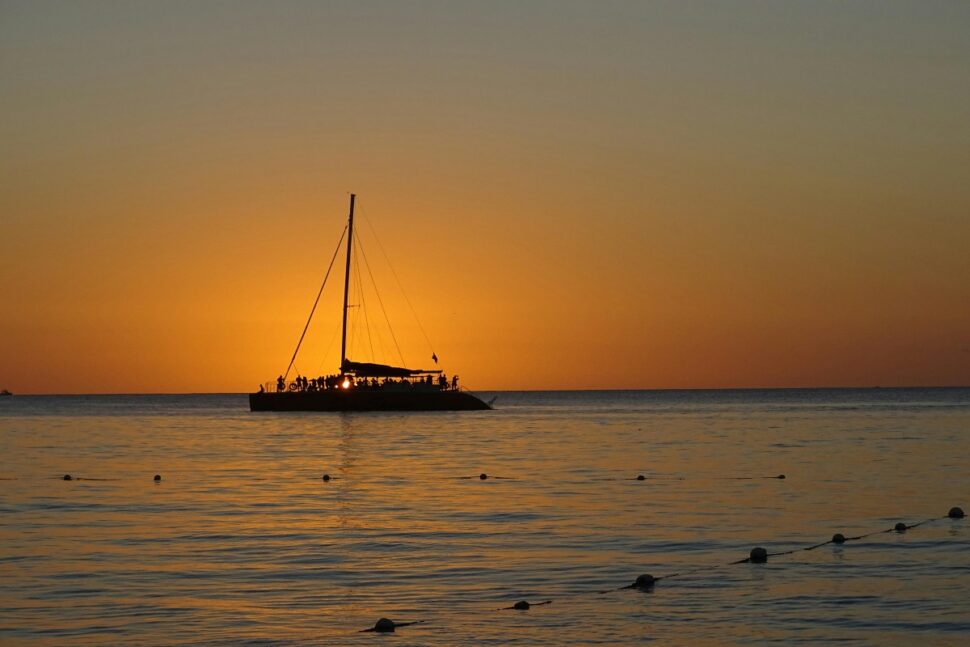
top-left (261, 373), bottom-right (459, 393)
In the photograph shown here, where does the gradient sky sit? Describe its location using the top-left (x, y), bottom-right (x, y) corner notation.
top-left (1, 1), bottom-right (968, 393)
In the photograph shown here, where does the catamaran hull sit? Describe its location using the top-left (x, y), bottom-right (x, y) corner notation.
top-left (249, 390), bottom-right (491, 412)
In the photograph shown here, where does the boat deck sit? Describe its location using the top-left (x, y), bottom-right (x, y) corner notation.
top-left (249, 388), bottom-right (491, 411)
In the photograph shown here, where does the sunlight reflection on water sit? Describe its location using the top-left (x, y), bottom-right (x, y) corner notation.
top-left (1, 389), bottom-right (968, 644)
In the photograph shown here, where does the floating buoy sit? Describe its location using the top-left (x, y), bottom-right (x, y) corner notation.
top-left (322, 474), bottom-right (331, 482)
top-left (63, 474), bottom-right (72, 481)
top-left (153, 474), bottom-right (161, 482)
top-left (360, 617), bottom-right (423, 632)
top-left (832, 533), bottom-right (846, 544)
top-left (750, 547), bottom-right (768, 563)
top-left (948, 506), bottom-right (965, 519)
top-left (373, 618), bottom-right (395, 633)
top-left (636, 474), bottom-right (646, 481)
top-left (633, 574), bottom-right (656, 589)
top-left (499, 599), bottom-right (551, 611)
top-left (894, 522), bottom-right (907, 532)
top-left (479, 473), bottom-right (488, 480)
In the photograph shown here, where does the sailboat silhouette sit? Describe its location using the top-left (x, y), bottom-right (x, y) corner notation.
top-left (249, 195), bottom-right (490, 412)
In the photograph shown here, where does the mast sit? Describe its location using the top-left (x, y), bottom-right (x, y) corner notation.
top-left (339, 194), bottom-right (356, 372)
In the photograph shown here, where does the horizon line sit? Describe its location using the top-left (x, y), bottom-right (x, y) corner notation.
top-left (5, 385), bottom-right (969, 397)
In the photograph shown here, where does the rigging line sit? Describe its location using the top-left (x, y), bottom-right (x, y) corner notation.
top-left (315, 324), bottom-right (342, 375)
top-left (362, 258), bottom-right (391, 365)
top-left (353, 236), bottom-right (368, 361)
top-left (353, 236), bottom-right (376, 362)
top-left (349, 254), bottom-right (363, 361)
top-left (357, 248), bottom-right (393, 362)
top-left (354, 242), bottom-right (369, 361)
top-left (372, 302), bottom-right (392, 363)
top-left (340, 235), bottom-right (359, 362)
top-left (284, 226), bottom-right (348, 381)
top-left (354, 224), bottom-right (391, 363)
top-left (356, 229), bottom-right (407, 367)
top-left (350, 242), bottom-right (368, 362)
top-left (359, 206), bottom-right (437, 358)
top-left (314, 300), bottom-right (343, 374)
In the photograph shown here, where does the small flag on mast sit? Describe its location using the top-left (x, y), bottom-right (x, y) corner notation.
top-left (431, 353), bottom-right (438, 364)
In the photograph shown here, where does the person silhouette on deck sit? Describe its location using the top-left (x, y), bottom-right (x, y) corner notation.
top-left (277, 375), bottom-right (285, 392)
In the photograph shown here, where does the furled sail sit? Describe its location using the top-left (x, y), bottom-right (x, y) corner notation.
top-left (341, 360), bottom-right (440, 377)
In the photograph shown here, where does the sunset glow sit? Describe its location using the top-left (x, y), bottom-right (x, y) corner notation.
top-left (1, 2), bottom-right (968, 393)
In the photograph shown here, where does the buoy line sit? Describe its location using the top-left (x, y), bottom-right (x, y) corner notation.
top-left (359, 618), bottom-right (427, 633)
top-left (12, 472), bottom-right (962, 635)
top-left (18, 471), bottom-right (788, 483)
top-left (496, 599), bottom-right (552, 611)
top-left (357, 506), bottom-right (964, 634)
top-left (458, 473), bottom-right (785, 482)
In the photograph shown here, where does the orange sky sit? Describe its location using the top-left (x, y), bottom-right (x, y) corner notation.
top-left (1, 2), bottom-right (968, 393)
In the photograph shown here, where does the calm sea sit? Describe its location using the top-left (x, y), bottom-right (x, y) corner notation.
top-left (1, 389), bottom-right (967, 645)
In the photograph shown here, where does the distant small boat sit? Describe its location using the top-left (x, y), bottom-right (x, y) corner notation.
top-left (250, 195), bottom-right (491, 412)
top-left (0, 389), bottom-right (11, 397)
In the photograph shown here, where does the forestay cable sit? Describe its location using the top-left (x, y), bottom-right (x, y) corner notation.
top-left (283, 226), bottom-right (347, 381)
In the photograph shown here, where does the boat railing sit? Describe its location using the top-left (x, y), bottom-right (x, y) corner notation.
top-left (259, 377), bottom-right (461, 393)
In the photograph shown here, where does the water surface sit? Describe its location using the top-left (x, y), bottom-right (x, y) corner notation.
top-left (1, 389), bottom-right (967, 644)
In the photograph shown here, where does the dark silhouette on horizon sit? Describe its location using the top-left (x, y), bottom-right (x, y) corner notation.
top-left (250, 195), bottom-right (490, 412)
